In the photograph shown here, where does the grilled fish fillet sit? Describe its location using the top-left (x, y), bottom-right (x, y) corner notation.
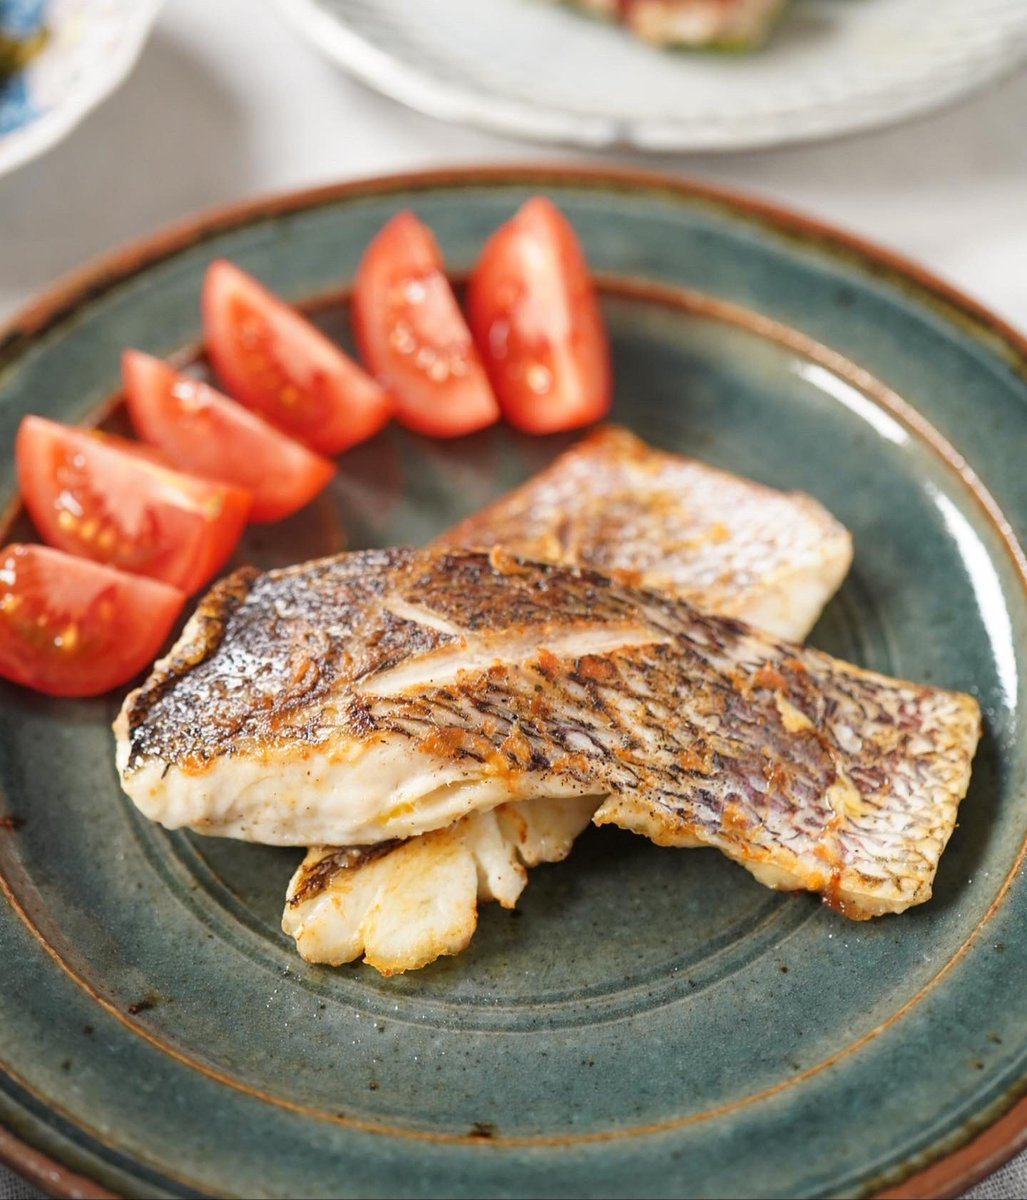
top-left (439, 426), bottom-right (853, 643)
top-left (116, 547), bottom-right (980, 921)
top-left (285, 427), bottom-right (853, 971)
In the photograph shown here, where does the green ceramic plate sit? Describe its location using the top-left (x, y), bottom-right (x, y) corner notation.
top-left (1, 168), bottom-right (1025, 1200)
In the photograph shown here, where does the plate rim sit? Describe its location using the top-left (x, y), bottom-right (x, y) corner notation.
top-left (0, 163), bottom-right (1025, 1200)
top-left (268, 0), bottom-right (1027, 152)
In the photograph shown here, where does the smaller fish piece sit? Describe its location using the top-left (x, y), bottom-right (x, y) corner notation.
top-left (438, 425), bottom-right (853, 642)
top-left (283, 796), bottom-right (599, 975)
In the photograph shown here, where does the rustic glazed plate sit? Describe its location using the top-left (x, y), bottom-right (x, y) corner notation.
top-left (0, 168), bottom-right (1025, 1199)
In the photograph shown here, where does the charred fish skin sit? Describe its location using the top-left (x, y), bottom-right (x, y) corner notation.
top-left (438, 425), bottom-right (853, 642)
top-left (119, 548), bottom-right (979, 918)
top-left (370, 552), bottom-right (979, 918)
top-left (117, 547), bottom-right (449, 776)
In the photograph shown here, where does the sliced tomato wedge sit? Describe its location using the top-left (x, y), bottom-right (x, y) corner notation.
top-left (122, 350), bottom-right (336, 524)
top-left (353, 212), bottom-right (500, 438)
top-left (202, 260), bottom-right (391, 455)
top-left (0, 544), bottom-right (184, 697)
top-left (16, 416), bottom-right (251, 594)
top-left (468, 197), bottom-right (612, 435)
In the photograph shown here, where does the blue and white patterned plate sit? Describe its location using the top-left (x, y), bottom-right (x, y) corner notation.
top-left (0, 0), bottom-right (162, 178)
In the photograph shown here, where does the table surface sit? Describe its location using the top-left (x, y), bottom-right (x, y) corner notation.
top-left (0, 1), bottom-right (1025, 1196)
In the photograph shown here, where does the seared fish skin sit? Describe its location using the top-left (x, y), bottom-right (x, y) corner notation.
top-left (438, 426), bottom-right (852, 642)
top-left (118, 548), bottom-right (979, 918)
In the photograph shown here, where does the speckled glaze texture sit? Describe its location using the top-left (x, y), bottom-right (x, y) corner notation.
top-left (0, 169), bottom-right (1025, 1199)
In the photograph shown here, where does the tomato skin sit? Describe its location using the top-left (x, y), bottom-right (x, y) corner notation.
top-left (0, 544), bottom-right (184, 697)
top-left (203, 260), bottom-right (391, 455)
top-left (122, 350), bottom-right (336, 524)
top-left (468, 197), bottom-right (612, 435)
top-left (16, 416), bottom-right (251, 594)
top-left (353, 212), bottom-right (500, 438)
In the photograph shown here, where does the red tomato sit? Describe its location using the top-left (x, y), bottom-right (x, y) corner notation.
top-left (353, 212), bottom-right (500, 438)
top-left (468, 197), bottom-right (612, 435)
top-left (122, 350), bottom-right (336, 524)
top-left (16, 416), bottom-right (251, 594)
top-left (0, 544), bottom-right (184, 697)
top-left (202, 260), bottom-right (391, 456)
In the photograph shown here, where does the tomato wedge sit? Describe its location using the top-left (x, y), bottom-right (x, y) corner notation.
top-left (353, 212), bottom-right (500, 438)
top-left (203, 260), bottom-right (391, 455)
top-left (0, 544), bottom-right (184, 697)
top-left (16, 416), bottom-right (251, 594)
top-left (123, 350), bottom-right (336, 524)
top-left (468, 197), bottom-right (612, 435)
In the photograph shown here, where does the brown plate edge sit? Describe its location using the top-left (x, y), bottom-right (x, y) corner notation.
top-left (0, 1124), bottom-right (117, 1199)
top-left (0, 162), bottom-right (1025, 1200)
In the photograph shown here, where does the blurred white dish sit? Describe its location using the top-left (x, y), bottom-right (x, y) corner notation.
top-left (272, 0), bottom-right (1027, 152)
top-left (0, 0), bottom-right (162, 178)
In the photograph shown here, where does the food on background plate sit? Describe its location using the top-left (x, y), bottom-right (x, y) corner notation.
top-left (0, 0), bottom-right (48, 84)
top-left (284, 425), bottom-right (852, 972)
top-left (115, 545), bottom-right (979, 923)
top-left (0, 25), bottom-right (47, 82)
top-left (564, 0), bottom-right (789, 49)
top-left (122, 350), bottom-right (336, 524)
top-left (16, 416), bottom-right (251, 594)
top-left (0, 544), bottom-right (184, 697)
top-left (353, 212), bottom-right (501, 438)
top-left (468, 197), bottom-right (611, 435)
top-left (203, 259), bottom-right (392, 455)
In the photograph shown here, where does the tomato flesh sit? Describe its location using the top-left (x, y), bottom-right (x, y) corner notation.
top-left (353, 212), bottom-right (499, 438)
top-left (468, 196), bottom-right (612, 435)
top-left (203, 260), bottom-right (391, 455)
top-left (123, 350), bottom-right (336, 523)
top-left (16, 416), bottom-right (251, 594)
top-left (0, 544), bottom-right (184, 697)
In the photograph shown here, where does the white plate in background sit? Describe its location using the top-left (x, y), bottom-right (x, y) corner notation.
top-left (272, 0), bottom-right (1027, 152)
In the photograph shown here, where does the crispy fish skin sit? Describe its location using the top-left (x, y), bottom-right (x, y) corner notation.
top-left (437, 426), bottom-right (853, 642)
top-left (118, 548), bottom-right (979, 919)
top-left (116, 548), bottom-right (636, 845)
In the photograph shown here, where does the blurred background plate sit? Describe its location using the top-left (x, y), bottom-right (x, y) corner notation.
top-left (0, 0), bottom-right (162, 178)
top-left (272, 0), bottom-right (1027, 151)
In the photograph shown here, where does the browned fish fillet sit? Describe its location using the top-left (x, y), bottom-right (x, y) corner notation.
top-left (438, 426), bottom-right (852, 642)
top-left (284, 427), bottom-right (853, 972)
top-left (116, 547), bottom-right (980, 922)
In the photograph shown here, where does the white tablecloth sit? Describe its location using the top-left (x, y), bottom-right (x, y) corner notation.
top-left (0, 0), bottom-right (1024, 1194)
